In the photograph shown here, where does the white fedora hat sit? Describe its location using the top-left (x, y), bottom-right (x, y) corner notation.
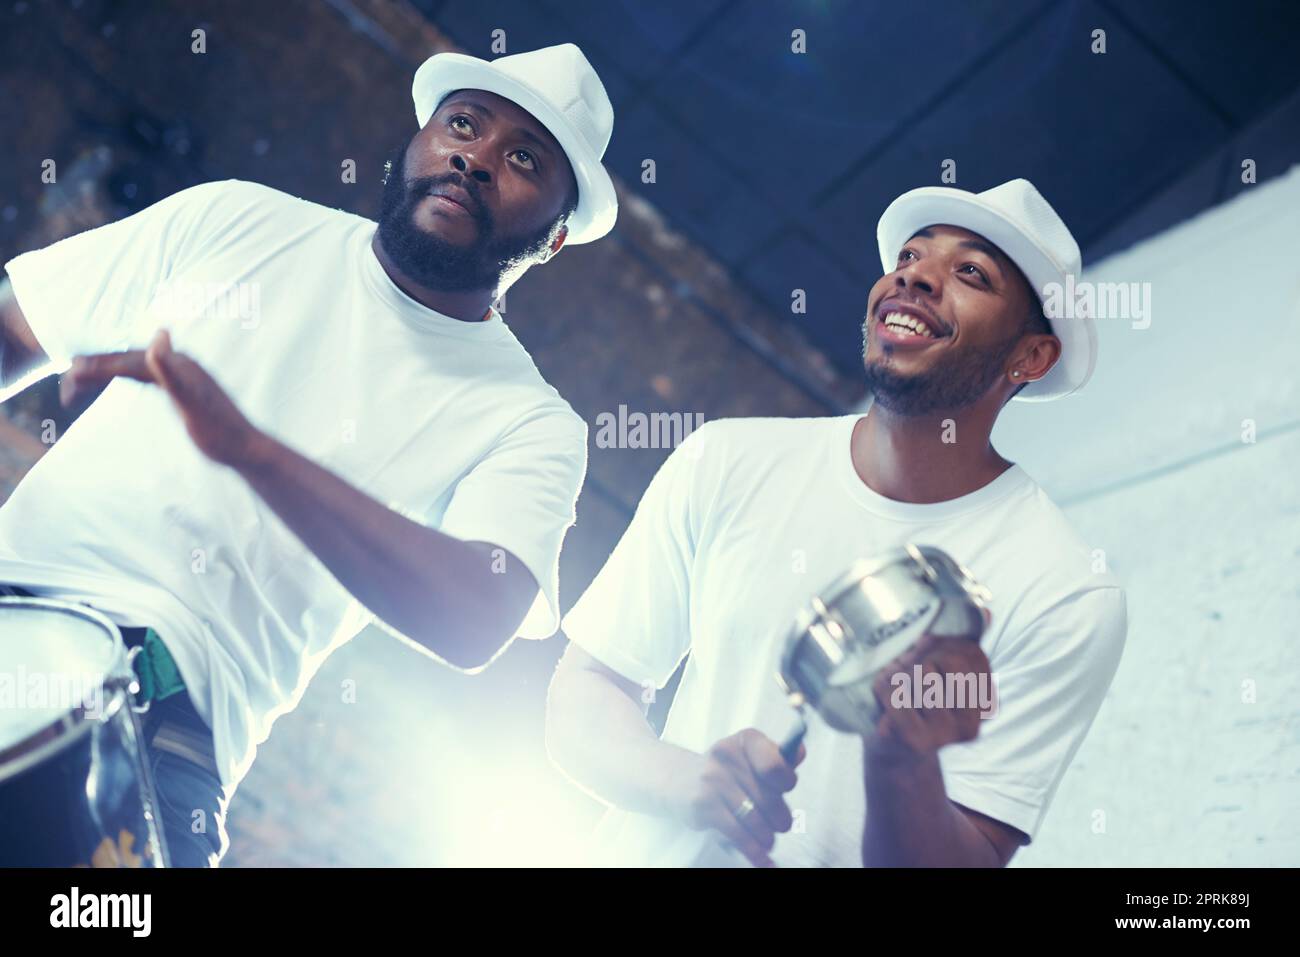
top-left (876, 179), bottom-right (1097, 402)
top-left (412, 43), bottom-right (618, 245)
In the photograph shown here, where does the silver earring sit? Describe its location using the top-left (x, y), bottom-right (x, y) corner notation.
top-left (1012, 371), bottom-right (1021, 378)
top-left (382, 160), bottom-right (393, 185)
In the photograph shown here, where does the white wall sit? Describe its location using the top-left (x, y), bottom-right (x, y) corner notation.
top-left (996, 165), bottom-right (1300, 866)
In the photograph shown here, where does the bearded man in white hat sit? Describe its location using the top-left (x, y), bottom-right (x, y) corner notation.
top-left (0, 43), bottom-right (617, 866)
top-left (547, 179), bottom-right (1128, 868)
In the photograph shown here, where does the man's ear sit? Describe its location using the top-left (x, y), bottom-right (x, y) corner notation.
top-left (541, 225), bottom-right (568, 264)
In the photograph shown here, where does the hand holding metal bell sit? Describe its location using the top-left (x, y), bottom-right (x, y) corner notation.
top-left (866, 620), bottom-right (997, 762)
top-left (667, 727), bottom-right (802, 868)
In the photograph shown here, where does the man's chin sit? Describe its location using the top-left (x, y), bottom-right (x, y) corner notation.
top-left (384, 213), bottom-right (479, 259)
top-left (411, 210), bottom-right (481, 246)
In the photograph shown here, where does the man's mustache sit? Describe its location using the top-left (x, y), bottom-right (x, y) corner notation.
top-left (405, 172), bottom-right (492, 231)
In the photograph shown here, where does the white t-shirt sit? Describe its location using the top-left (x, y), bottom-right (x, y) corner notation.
top-left (562, 414), bottom-right (1127, 867)
top-left (1, 179), bottom-right (588, 789)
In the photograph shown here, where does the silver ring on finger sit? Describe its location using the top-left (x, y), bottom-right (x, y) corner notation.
top-left (735, 798), bottom-right (756, 821)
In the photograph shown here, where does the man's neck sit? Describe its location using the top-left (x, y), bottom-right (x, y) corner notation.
top-left (851, 403), bottom-right (1013, 505)
top-left (370, 232), bottom-right (496, 323)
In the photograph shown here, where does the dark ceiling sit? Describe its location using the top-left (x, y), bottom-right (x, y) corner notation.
top-left (414, 0), bottom-right (1300, 376)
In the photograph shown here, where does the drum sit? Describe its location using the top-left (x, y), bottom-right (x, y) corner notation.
top-left (0, 596), bottom-right (169, 867)
top-left (776, 544), bottom-right (992, 759)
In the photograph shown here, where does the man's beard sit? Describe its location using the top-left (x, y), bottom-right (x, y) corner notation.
top-left (375, 141), bottom-right (560, 293)
top-left (860, 320), bottom-right (1019, 415)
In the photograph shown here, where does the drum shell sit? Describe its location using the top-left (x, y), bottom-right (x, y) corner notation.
top-left (779, 545), bottom-right (991, 735)
top-left (0, 597), bottom-right (167, 867)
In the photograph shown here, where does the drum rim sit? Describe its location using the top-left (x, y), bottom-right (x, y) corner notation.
top-left (780, 545), bottom-right (929, 672)
top-left (778, 544), bottom-right (986, 682)
top-left (0, 596), bottom-right (132, 784)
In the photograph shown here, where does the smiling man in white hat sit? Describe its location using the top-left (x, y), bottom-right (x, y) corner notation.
top-left (547, 179), bottom-right (1128, 867)
top-left (0, 43), bottom-right (616, 866)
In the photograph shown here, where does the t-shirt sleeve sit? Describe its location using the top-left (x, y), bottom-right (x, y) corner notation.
top-left (560, 424), bottom-right (716, 688)
top-left (437, 408), bottom-right (588, 641)
top-left (938, 585), bottom-right (1128, 844)
top-left (2, 179), bottom-right (238, 365)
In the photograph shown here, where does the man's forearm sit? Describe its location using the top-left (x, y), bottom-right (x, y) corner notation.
top-left (236, 431), bottom-right (526, 669)
top-left (0, 285), bottom-right (52, 395)
top-left (546, 663), bottom-right (697, 819)
top-left (862, 742), bottom-right (1001, 867)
